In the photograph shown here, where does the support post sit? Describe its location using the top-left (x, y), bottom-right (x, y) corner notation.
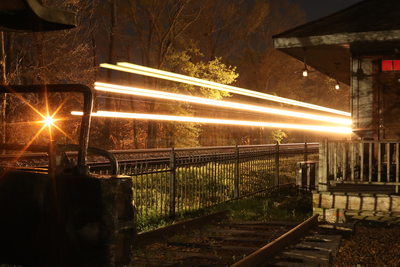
top-left (275, 142), bottom-right (280, 187)
top-left (234, 145), bottom-right (240, 199)
top-left (304, 142), bottom-right (308, 162)
top-left (318, 139), bottom-right (329, 191)
top-left (169, 148), bottom-right (176, 218)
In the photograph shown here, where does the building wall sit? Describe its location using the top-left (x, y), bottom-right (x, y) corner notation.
top-left (351, 57), bottom-right (375, 140)
top-left (377, 68), bottom-right (400, 139)
top-left (351, 55), bottom-right (400, 141)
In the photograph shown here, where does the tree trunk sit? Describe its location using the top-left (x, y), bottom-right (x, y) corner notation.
top-left (103, 0), bottom-right (117, 149)
top-left (0, 32), bottom-right (7, 153)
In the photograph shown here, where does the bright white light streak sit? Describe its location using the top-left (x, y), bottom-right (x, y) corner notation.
top-left (95, 82), bottom-right (352, 126)
top-left (43, 116), bottom-right (55, 127)
top-left (71, 110), bottom-right (352, 134)
top-left (100, 62), bottom-right (351, 117)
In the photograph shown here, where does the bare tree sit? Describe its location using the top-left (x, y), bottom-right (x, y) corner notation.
top-left (127, 0), bottom-right (204, 148)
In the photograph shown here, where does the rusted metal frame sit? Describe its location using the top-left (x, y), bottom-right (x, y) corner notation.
top-left (64, 144), bottom-right (119, 175)
top-left (231, 214), bottom-right (319, 267)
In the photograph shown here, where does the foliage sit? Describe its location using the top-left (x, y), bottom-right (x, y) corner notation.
top-left (219, 187), bottom-right (312, 222)
top-left (136, 185), bottom-right (312, 233)
top-left (0, 0), bottom-right (350, 149)
top-left (157, 48), bottom-right (238, 147)
top-left (271, 129), bottom-right (288, 144)
top-left (128, 151), bottom-right (315, 232)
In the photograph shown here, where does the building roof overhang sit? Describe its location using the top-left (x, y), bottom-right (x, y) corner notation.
top-left (273, 0), bottom-right (400, 85)
top-left (0, 0), bottom-right (76, 32)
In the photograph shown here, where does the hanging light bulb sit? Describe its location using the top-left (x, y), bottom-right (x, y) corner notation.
top-left (335, 81), bottom-right (340, 90)
top-left (302, 54), bottom-right (309, 77)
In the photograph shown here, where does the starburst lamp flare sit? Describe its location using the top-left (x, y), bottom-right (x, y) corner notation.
top-left (43, 116), bottom-right (55, 127)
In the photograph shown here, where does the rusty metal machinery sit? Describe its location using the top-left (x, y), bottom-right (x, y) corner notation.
top-left (0, 85), bottom-right (134, 267)
top-left (0, 2), bottom-right (135, 266)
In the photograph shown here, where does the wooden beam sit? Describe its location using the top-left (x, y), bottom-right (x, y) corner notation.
top-left (274, 30), bottom-right (400, 49)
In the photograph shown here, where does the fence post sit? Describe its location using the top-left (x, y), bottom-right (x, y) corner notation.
top-left (318, 139), bottom-right (329, 191)
top-left (275, 142), bottom-right (280, 187)
top-left (304, 142), bottom-right (308, 162)
top-left (169, 147), bottom-right (176, 218)
top-left (234, 145), bottom-right (240, 199)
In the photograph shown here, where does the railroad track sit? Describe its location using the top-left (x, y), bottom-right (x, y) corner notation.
top-left (130, 211), bottom-right (350, 267)
top-left (0, 143), bottom-right (318, 171)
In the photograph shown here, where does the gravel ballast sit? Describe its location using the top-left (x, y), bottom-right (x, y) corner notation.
top-left (331, 221), bottom-right (400, 266)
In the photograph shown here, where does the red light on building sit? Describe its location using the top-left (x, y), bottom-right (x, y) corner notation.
top-left (394, 60), bottom-right (400, 71)
top-left (382, 60), bottom-right (400, 71)
top-left (382, 60), bottom-right (393, 71)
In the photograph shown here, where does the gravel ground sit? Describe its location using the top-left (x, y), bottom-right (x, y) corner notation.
top-left (331, 221), bottom-right (400, 266)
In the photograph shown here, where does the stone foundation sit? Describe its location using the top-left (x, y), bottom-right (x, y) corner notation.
top-left (313, 191), bottom-right (400, 223)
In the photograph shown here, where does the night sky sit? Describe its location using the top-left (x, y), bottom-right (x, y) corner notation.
top-left (291, 0), bottom-right (364, 21)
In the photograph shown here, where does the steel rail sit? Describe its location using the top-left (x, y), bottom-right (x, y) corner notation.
top-left (0, 143), bottom-right (318, 161)
top-left (231, 214), bottom-right (319, 267)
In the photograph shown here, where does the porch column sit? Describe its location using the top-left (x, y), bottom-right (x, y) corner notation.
top-left (318, 139), bottom-right (329, 191)
top-left (351, 56), bottom-right (375, 140)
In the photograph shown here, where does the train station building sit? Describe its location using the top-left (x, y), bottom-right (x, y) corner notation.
top-left (274, 0), bottom-right (400, 222)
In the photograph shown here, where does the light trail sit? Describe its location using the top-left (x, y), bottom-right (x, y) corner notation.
top-left (100, 62), bottom-right (351, 117)
top-left (95, 82), bottom-right (351, 125)
top-left (71, 110), bottom-right (352, 134)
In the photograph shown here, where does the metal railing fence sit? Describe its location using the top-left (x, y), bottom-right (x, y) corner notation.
top-left (320, 140), bottom-right (400, 192)
top-left (90, 143), bottom-right (318, 220)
